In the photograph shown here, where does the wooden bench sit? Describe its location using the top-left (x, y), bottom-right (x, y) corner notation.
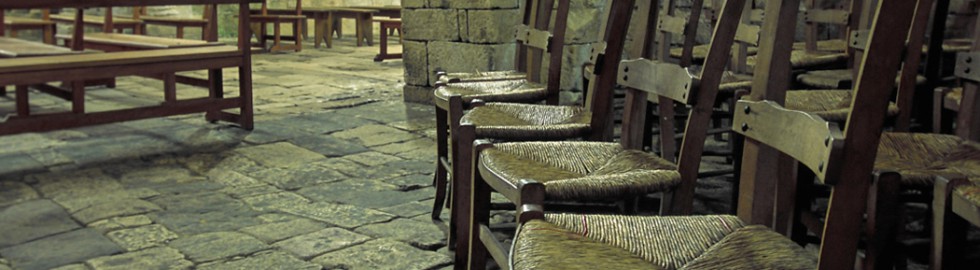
top-left (0, 45), bottom-right (251, 135)
top-left (136, 5), bottom-right (216, 40)
top-left (0, 0), bottom-right (257, 136)
top-left (254, 7), bottom-right (377, 48)
top-left (50, 9), bottom-right (143, 34)
top-left (2, 9), bottom-right (55, 44)
top-left (0, 37), bottom-right (92, 102)
top-left (373, 18), bottom-right (400, 62)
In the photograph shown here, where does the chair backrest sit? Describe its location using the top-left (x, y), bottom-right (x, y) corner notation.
top-left (654, 0), bottom-right (705, 67)
top-left (580, 0), bottom-right (639, 141)
top-left (734, 0), bottom-right (918, 268)
top-left (617, 0), bottom-right (747, 214)
top-left (513, 0), bottom-right (569, 98)
top-left (951, 14), bottom-right (980, 141)
top-left (802, 0), bottom-right (861, 55)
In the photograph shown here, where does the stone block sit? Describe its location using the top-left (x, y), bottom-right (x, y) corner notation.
top-left (402, 9), bottom-right (460, 41)
top-left (402, 0), bottom-right (426, 8)
top-left (403, 41), bottom-right (430, 86)
top-left (449, 0), bottom-right (519, 9)
top-left (106, 224), bottom-right (178, 251)
top-left (464, 9), bottom-right (521, 43)
top-left (403, 85), bottom-right (434, 104)
top-left (427, 0), bottom-right (450, 8)
top-left (564, 6), bottom-right (604, 44)
top-left (426, 41), bottom-right (516, 85)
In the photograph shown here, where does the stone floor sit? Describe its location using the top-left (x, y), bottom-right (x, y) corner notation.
top-left (0, 34), bottom-right (969, 269)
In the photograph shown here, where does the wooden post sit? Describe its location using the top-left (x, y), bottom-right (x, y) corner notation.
top-left (737, 0), bottom-right (799, 226)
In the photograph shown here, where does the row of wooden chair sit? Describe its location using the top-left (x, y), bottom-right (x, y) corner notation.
top-left (429, 0), bottom-right (980, 269)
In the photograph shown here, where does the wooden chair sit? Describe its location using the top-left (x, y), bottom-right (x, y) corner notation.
top-left (50, 8), bottom-right (143, 34)
top-left (2, 9), bottom-right (55, 44)
top-left (250, 0), bottom-right (304, 52)
top-left (430, 0), bottom-right (571, 237)
top-left (465, 0), bottom-right (746, 267)
top-left (929, 12), bottom-right (980, 269)
top-left (742, 0), bottom-right (859, 72)
top-left (137, 5), bottom-right (217, 41)
top-left (434, 0), bottom-right (564, 84)
top-left (491, 0), bottom-right (916, 268)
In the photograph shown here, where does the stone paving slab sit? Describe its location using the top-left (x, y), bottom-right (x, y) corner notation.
top-left (312, 239), bottom-right (452, 270)
top-left (197, 250), bottom-right (320, 270)
top-left (239, 218), bottom-right (327, 244)
top-left (106, 224), bottom-right (179, 251)
top-left (169, 232), bottom-right (269, 263)
top-left (85, 246), bottom-right (192, 270)
top-left (1, 228), bottom-right (124, 270)
top-left (0, 200), bottom-right (80, 249)
top-left (354, 218), bottom-right (447, 250)
top-left (273, 228), bottom-right (371, 259)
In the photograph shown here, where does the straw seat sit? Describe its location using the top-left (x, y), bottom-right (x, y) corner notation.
top-left (437, 70), bottom-right (527, 84)
top-left (875, 133), bottom-right (980, 188)
top-left (512, 214), bottom-right (816, 270)
top-left (945, 87), bottom-right (963, 107)
top-left (461, 103), bottom-right (592, 141)
top-left (797, 69), bottom-right (927, 89)
top-left (955, 185), bottom-right (980, 207)
top-left (672, 40), bottom-right (847, 62)
top-left (746, 50), bottom-right (847, 70)
top-left (479, 142), bottom-right (680, 200)
top-left (784, 90), bottom-right (900, 122)
top-left (433, 80), bottom-right (548, 106)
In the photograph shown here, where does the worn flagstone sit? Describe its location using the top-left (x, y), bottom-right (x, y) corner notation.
top-left (239, 218), bottom-right (327, 244)
top-left (0, 228), bottom-right (124, 270)
top-left (0, 200), bottom-right (80, 248)
top-left (311, 239), bottom-right (452, 270)
top-left (196, 251), bottom-right (320, 270)
top-left (106, 224), bottom-right (179, 251)
top-left (86, 247), bottom-right (192, 270)
top-left (168, 232), bottom-right (269, 263)
top-left (273, 228), bottom-right (372, 259)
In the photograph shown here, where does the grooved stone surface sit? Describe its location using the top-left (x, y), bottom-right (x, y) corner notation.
top-left (0, 200), bottom-right (80, 249)
top-left (169, 232), bottom-right (269, 263)
top-left (0, 228), bottom-right (124, 270)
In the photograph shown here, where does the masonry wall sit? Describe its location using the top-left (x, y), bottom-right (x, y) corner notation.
top-left (400, 0), bottom-right (606, 105)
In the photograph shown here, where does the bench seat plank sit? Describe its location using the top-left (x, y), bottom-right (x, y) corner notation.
top-left (0, 45), bottom-right (239, 74)
top-left (49, 14), bottom-right (142, 25)
top-left (139, 16), bottom-right (208, 26)
top-left (4, 17), bottom-right (54, 27)
top-left (58, 33), bottom-right (221, 49)
top-left (0, 37), bottom-right (90, 58)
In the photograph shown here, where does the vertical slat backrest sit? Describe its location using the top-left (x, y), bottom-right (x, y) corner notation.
top-left (523, 0), bottom-right (554, 84)
top-left (513, 0), bottom-right (534, 73)
top-left (817, 1), bottom-right (918, 268)
top-left (893, 0), bottom-right (939, 131)
top-left (954, 9), bottom-right (980, 141)
top-left (582, 0), bottom-right (638, 141)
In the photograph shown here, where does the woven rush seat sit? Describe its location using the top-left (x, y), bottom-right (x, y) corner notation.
top-left (785, 90), bottom-right (900, 122)
top-left (945, 87), bottom-right (964, 108)
top-left (746, 50), bottom-right (847, 71)
top-left (512, 214), bottom-right (816, 270)
top-left (797, 69), bottom-right (927, 89)
top-left (875, 133), bottom-right (980, 188)
top-left (433, 80), bottom-right (548, 105)
top-left (461, 103), bottom-right (591, 140)
top-left (479, 141), bottom-right (680, 200)
top-left (671, 40), bottom-right (847, 62)
top-left (955, 185), bottom-right (980, 207)
top-left (439, 70), bottom-right (527, 83)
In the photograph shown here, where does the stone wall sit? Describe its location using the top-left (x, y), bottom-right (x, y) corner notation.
top-left (400, 0), bottom-right (605, 104)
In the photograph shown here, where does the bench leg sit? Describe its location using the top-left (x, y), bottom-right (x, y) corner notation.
top-left (71, 81), bottom-right (85, 114)
top-left (206, 69), bottom-right (224, 123)
top-left (375, 24), bottom-right (388, 62)
top-left (16, 86), bottom-right (29, 117)
top-left (314, 16), bottom-right (325, 48)
top-left (238, 65), bottom-right (254, 130)
top-left (294, 20), bottom-right (302, 52)
top-left (164, 74), bottom-right (177, 103)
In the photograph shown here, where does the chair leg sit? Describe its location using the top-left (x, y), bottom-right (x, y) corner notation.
top-left (294, 20), bottom-right (302, 52)
top-left (453, 124), bottom-right (477, 269)
top-left (468, 142), bottom-right (493, 270)
top-left (15, 85), bottom-right (29, 117)
top-left (932, 177), bottom-right (970, 270)
top-left (432, 106), bottom-right (450, 220)
top-left (864, 172), bottom-right (903, 270)
top-left (447, 96), bottom-right (465, 249)
top-left (1, 86), bottom-right (6, 96)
